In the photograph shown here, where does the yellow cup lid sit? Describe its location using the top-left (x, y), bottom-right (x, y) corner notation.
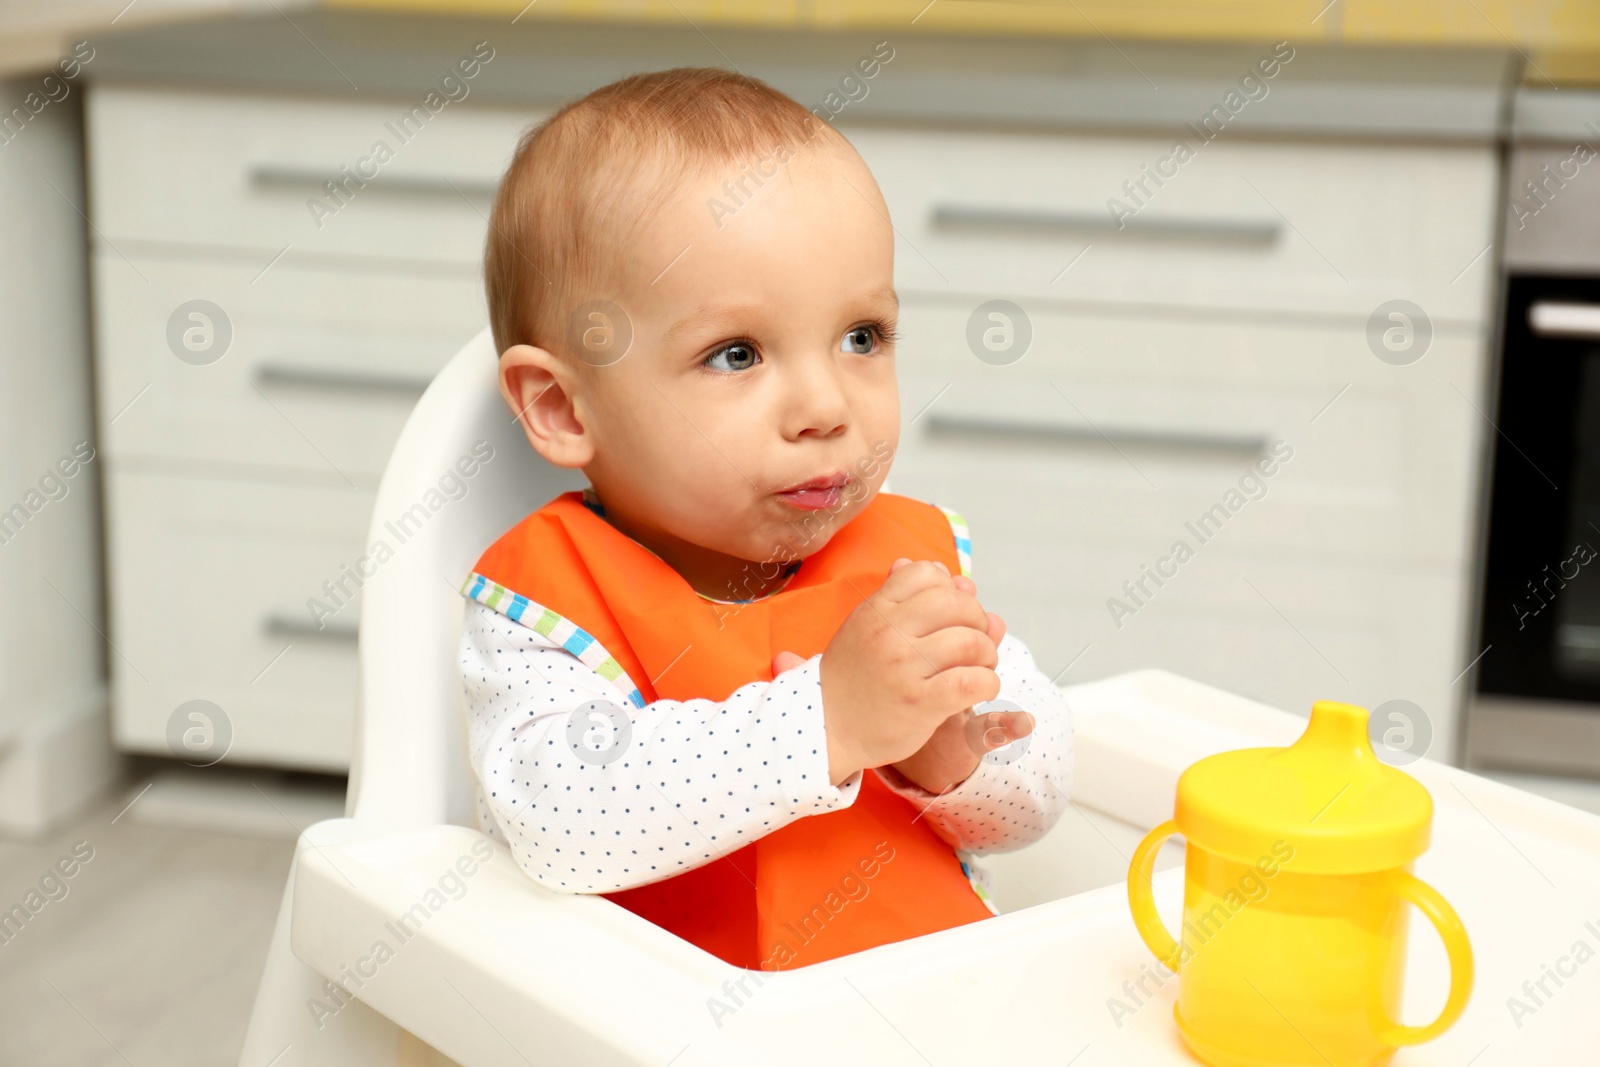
top-left (1174, 700), bottom-right (1433, 874)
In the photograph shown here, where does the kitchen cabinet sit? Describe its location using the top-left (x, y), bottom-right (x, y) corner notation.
top-left (864, 131), bottom-right (1496, 760)
top-left (88, 87), bottom-right (517, 769)
top-left (86, 75), bottom-right (1498, 770)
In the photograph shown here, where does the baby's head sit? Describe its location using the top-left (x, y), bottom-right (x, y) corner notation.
top-left (487, 68), bottom-right (898, 594)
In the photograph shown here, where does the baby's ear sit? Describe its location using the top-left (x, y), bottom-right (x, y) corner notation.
top-left (498, 343), bottom-right (593, 469)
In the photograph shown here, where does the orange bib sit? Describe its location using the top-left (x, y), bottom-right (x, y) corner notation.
top-left (465, 490), bottom-right (994, 969)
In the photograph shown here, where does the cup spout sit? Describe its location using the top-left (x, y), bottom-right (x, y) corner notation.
top-left (1295, 700), bottom-right (1381, 769)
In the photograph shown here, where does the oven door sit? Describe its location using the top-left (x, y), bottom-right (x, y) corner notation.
top-left (1470, 274), bottom-right (1600, 774)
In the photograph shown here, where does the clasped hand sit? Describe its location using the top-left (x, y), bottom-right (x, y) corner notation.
top-left (772, 557), bottom-right (1035, 795)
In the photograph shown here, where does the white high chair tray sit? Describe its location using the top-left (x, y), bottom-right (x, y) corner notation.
top-left (290, 671), bottom-right (1600, 1065)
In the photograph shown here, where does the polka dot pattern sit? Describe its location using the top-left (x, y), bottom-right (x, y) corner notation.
top-left (458, 600), bottom-right (1073, 895)
top-left (891, 633), bottom-right (1076, 864)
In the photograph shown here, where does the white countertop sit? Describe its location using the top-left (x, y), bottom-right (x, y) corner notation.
top-left (78, 8), bottom-right (1516, 142)
top-left (0, 0), bottom-right (278, 79)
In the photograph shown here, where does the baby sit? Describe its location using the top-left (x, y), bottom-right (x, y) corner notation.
top-left (459, 67), bottom-right (1072, 971)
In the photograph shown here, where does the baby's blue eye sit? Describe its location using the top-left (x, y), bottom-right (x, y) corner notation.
top-left (704, 343), bottom-right (759, 372)
top-left (841, 327), bottom-right (876, 355)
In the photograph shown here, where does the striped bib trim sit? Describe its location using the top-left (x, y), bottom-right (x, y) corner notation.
top-left (460, 572), bottom-right (647, 709)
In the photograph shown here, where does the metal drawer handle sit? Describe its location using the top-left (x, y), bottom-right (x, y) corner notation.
top-left (263, 613), bottom-right (358, 642)
top-left (249, 166), bottom-right (497, 202)
top-left (925, 412), bottom-right (1270, 456)
top-left (255, 363), bottom-right (434, 396)
top-left (930, 203), bottom-right (1281, 245)
top-left (1529, 301), bottom-right (1600, 339)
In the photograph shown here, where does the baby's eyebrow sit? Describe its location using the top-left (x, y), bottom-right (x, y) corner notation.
top-left (663, 304), bottom-right (763, 342)
top-left (663, 287), bottom-right (899, 341)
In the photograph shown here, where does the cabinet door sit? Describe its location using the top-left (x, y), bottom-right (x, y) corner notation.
top-left (95, 253), bottom-right (486, 481)
top-left (889, 300), bottom-right (1488, 761)
top-left (892, 299), bottom-right (1489, 567)
top-left (849, 125), bottom-right (1499, 323)
top-left (106, 468), bottom-right (373, 771)
top-left (937, 528), bottom-right (1472, 764)
top-left (88, 86), bottom-right (542, 264)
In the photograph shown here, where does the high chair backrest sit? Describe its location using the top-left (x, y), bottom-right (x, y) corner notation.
top-left (347, 327), bottom-right (584, 828)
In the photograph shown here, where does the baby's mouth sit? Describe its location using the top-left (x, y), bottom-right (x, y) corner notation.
top-left (774, 472), bottom-right (849, 511)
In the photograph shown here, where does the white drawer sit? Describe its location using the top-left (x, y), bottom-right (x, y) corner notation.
top-left (967, 544), bottom-right (1472, 763)
top-left (94, 253), bottom-right (486, 481)
top-left (106, 468), bottom-right (372, 771)
top-left (87, 86), bottom-right (542, 264)
top-left (891, 300), bottom-right (1489, 566)
top-left (87, 86), bottom-right (1500, 328)
top-left (848, 125), bottom-right (1498, 322)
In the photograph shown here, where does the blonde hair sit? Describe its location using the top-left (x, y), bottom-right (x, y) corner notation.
top-left (485, 67), bottom-right (842, 358)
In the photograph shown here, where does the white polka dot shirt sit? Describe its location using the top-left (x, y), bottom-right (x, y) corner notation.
top-left (459, 599), bottom-right (1073, 895)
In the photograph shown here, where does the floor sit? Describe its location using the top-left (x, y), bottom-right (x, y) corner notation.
top-left (2, 761), bottom-right (1598, 1066)
top-left (0, 764), bottom-right (342, 1067)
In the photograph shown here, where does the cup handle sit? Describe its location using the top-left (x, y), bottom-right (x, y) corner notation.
top-left (1127, 819), bottom-right (1183, 972)
top-left (1377, 871), bottom-right (1475, 1046)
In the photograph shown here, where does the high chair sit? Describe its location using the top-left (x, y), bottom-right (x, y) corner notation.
top-left (241, 328), bottom-right (1600, 1066)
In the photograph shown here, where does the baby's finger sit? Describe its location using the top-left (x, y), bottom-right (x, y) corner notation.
top-left (771, 650), bottom-right (807, 676)
top-left (952, 574), bottom-right (976, 595)
top-left (899, 584), bottom-right (990, 637)
top-left (985, 611), bottom-right (1006, 646)
top-left (914, 626), bottom-right (998, 676)
top-left (930, 665), bottom-right (1002, 710)
top-left (971, 709), bottom-right (1036, 754)
top-left (878, 558), bottom-right (954, 603)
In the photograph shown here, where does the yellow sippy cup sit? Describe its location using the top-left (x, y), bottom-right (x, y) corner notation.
top-left (1125, 700), bottom-right (1473, 1067)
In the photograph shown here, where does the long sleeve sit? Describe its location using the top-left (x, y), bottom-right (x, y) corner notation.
top-left (459, 600), bottom-right (865, 894)
top-left (870, 632), bottom-right (1073, 855)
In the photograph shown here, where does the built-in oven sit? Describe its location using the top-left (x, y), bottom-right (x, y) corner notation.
top-left (1467, 127), bottom-right (1600, 775)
